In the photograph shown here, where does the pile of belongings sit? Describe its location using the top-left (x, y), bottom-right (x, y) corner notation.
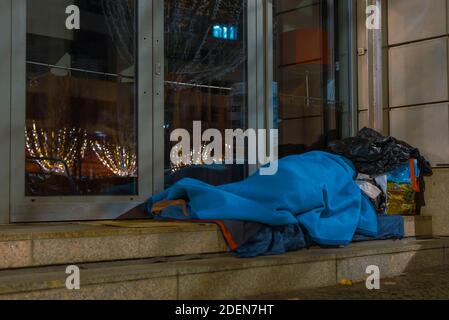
top-left (328, 128), bottom-right (432, 216)
top-left (147, 128), bottom-right (432, 258)
top-left (386, 161), bottom-right (421, 215)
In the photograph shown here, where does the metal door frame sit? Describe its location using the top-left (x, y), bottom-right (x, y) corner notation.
top-left (9, 0), bottom-right (156, 222)
top-left (0, 0), bottom-right (12, 224)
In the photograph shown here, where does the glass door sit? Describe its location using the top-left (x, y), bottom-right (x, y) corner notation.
top-left (272, 0), bottom-right (351, 158)
top-left (9, 0), bottom-right (259, 222)
top-left (163, 0), bottom-right (250, 187)
top-left (10, 0), bottom-right (154, 222)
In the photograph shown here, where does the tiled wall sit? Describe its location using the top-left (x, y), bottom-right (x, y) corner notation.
top-left (386, 0), bottom-right (449, 235)
top-left (387, 0), bottom-right (449, 167)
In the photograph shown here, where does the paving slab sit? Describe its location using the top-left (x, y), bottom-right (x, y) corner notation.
top-left (253, 266), bottom-right (449, 300)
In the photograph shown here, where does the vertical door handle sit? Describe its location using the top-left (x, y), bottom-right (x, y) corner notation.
top-left (305, 70), bottom-right (310, 107)
top-left (155, 63), bottom-right (162, 76)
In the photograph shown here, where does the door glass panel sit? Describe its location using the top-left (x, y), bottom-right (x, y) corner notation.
top-left (164, 0), bottom-right (248, 187)
top-left (25, 0), bottom-right (138, 196)
top-left (273, 0), bottom-right (345, 158)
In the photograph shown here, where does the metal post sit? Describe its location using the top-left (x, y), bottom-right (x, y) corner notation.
top-left (367, 0), bottom-right (384, 132)
top-left (152, 0), bottom-right (165, 194)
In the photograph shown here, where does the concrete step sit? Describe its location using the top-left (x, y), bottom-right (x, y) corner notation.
top-left (1, 238), bottom-right (448, 300)
top-left (0, 221), bottom-right (228, 270)
top-left (403, 215), bottom-right (433, 237)
top-left (0, 215), bottom-right (433, 270)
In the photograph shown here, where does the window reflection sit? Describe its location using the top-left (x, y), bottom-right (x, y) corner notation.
top-left (164, 0), bottom-right (248, 187)
top-left (273, 0), bottom-right (343, 158)
top-left (25, 0), bottom-right (138, 196)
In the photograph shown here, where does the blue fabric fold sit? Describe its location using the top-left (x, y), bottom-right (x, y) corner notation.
top-left (149, 151), bottom-right (379, 248)
top-left (235, 224), bottom-right (309, 258)
top-left (236, 215), bottom-right (404, 258)
top-left (353, 215), bottom-right (404, 242)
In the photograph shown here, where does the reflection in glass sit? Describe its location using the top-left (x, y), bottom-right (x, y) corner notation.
top-left (25, 0), bottom-right (138, 196)
top-left (273, 0), bottom-right (344, 158)
top-left (164, 0), bottom-right (248, 187)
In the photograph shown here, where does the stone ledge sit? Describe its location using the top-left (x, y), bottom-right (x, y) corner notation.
top-left (1, 218), bottom-right (447, 271)
top-left (0, 221), bottom-right (220, 241)
top-left (1, 238), bottom-right (449, 299)
top-left (0, 221), bottom-right (228, 270)
top-left (319, 238), bottom-right (449, 259)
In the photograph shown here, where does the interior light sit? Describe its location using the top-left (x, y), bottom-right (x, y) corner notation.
top-left (212, 25), bottom-right (238, 41)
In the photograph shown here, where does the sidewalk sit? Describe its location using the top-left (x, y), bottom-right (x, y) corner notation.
top-left (255, 266), bottom-right (449, 300)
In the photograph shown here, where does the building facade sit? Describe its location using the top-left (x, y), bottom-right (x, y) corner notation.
top-left (360, 0), bottom-right (449, 236)
top-left (0, 0), bottom-right (447, 235)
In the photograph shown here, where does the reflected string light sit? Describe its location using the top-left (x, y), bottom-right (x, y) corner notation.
top-left (25, 121), bottom-right (88, 175)
top-left (170, 143), bottom-right (232, 173)
top-left (93, 141), bottom-right (137, 177)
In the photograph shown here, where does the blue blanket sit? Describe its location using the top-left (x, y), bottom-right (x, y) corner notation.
top-left (235, 215), bottom-right (404, 258)
top-left (150, 151), bottom-right (379, 247)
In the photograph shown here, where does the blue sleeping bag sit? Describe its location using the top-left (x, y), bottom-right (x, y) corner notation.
top-left (150, 151), bottom-right (379, 247)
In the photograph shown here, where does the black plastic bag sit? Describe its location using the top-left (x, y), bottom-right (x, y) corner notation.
top-left (328, 128), bottom-right (433, 176)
